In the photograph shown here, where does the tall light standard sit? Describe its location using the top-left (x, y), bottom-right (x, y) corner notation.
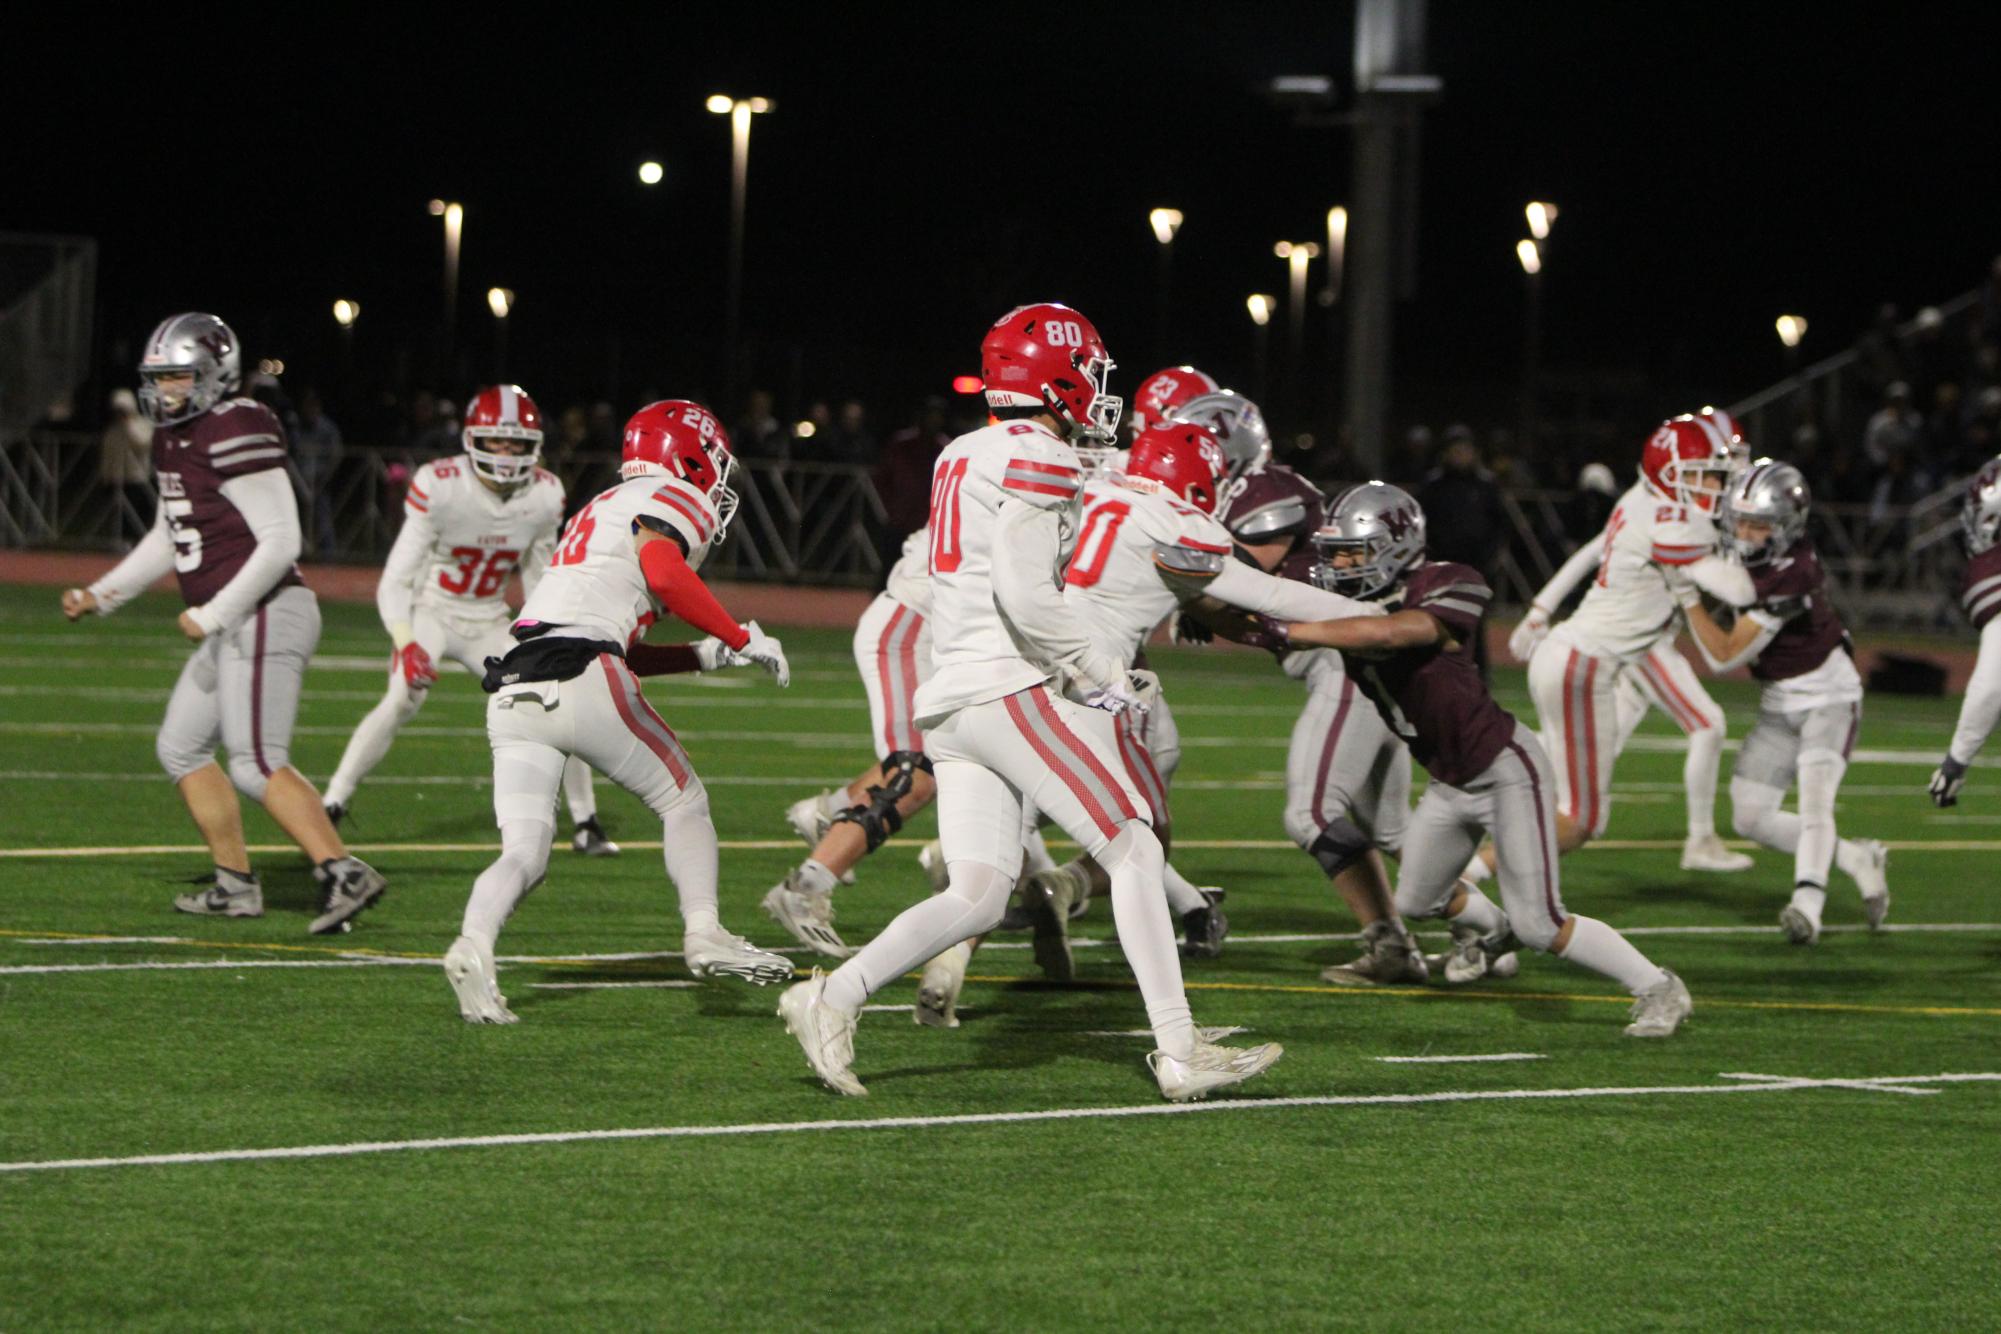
top-left (1274, 240), bottom-right (1320, 424)
top-left (1517, 238), bottom-right (1544, 451)
top-left (1321, 207), bottom-right (1349, 432)
top-left (1247, 294), bottom-right (1275, 408)
top-left (332, 299), bottom-right (359, 386)
top-left (487, 288), bottom-right (515, 379)
top-left (1323, 207), bottom-right (1349, 305)
top-left (1776, 313), bottom-right (1808, 373)
top-left (1149, 208), bottom-right (1183, 359)
top-left (429, 199), bottom-right (463, 380)
top-left (708, 93), bottom-right (774, 405)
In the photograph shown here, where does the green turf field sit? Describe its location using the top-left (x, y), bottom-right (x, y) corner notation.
top-left (1, 583), bottom-right (1996, 1330)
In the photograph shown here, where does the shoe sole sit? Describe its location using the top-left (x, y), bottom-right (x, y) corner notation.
top-left (309, 881), bottom-right (386, 935)
top-left (173, 899), bottom-right (262, 918)
top-left (1680, 855), bottom-right (1756, 872)
top-left (914, 977), bottom-right (960, 1029)
top-left (761, 889), bottom-right (853, 959)
top-left (1863, 893), bottom-right (1890, 931)
top-left (1156, 1044), bottom-right (1285, 1102)
top-left (1779, 906), bottom-right (1818, 945)
top-left (443, 952), bottom-right (517, 1024)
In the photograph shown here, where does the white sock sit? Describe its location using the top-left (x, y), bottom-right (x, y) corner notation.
top-left (819, 788), bottom-right (850, 820)
top-left (1557, 915), bottom-right (1667, 994)
top-left (1683, 727), bottom-right (1722, 840)
top-left (463, 819), bottom-right (553, 950)
top-left (659, 792), bottom-right (720, 935)
top-left (1021, 828), bottom-right (1056, 876)
top-left (1789, 883), bottom-right (1827, 926)
top-left (326, 681), bottom-right (423, 805)
top-left (1099, 825), bottom-right (1194, 1060)
top-left (561, 755), bottom-right (598, 825)
top-left (824, 860), bottom-right (1012, 1013)
top-left (1462, 851), bottom-right (1492, 885)
top-left (797, 859), bottom-right (839, 896)
top-left (1442, 882), bottom-right (1506, 936)
top-left (1162, 861), bottom-right (1208, 916)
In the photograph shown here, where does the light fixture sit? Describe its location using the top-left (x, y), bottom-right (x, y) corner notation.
top-left (1246, 294), bottom-right (1275, 326)
top-left (638, 161), bottom-right (664, 185)
top-left (1526, 201), bottom-right (1559, 241)
top-left (706, 94), bottom-right (734, 114)
top-left (793, 420), bottom-right (817, 438)
top-left (427, 199), bottom-right (446, 216)
top-left (1149, 208), bottom-right (1184, 245)
top-left (1516, 239), bottom-right (1542, 275)
top-left (1776, 314), bottom-right (1808, 348)
top-left (487, 287), bottom-right (515, 319)
top-left (332, 299), bottom-right (359, 328)
top-left (951, 375), bottom-right (983, 394)
top-left (1273, 240), bottom-right (1322, 260)
top-left (258, 358), bottom-right (285, 376)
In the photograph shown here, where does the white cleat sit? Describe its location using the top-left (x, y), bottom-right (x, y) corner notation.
top-left (915, 942), bottom-right (971, 1028)
top-left (761, 874), bottom-right (852, 958)
top-left (443, 934), bottom-right (517, 1024)
top-left (1680, 834), bottom-right (1755, 872)
top-left (918, 839), bottom-right (951, 895)
top-left (1624, 968), bottom-right (1692, 1038)
top-left (1852, 840), bottom-right (1890, 928)
top-left (786, 792), bottom-right (854, 883)
top-left (684, 926), bottom-right (795, 985)
top-left (1148, 1040), bottom-right (1284, 1102)
top-left (1779, 903), bottom-right (1821, 946)
top-left (778, 969), bottom-right (867, 1096)
top-left (1321, 920), bottom-right (1429, 986)
top-left (1427, 921), bottom-right (1517, 985)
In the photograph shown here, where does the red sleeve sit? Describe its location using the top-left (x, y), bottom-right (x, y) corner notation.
top-left (625, 642), bottom-right (703, 676)
top-left (637, 537), bottom-right (750, 650)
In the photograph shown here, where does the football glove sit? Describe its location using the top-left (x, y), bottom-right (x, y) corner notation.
top-left (692, 636), bottom-right (732, 672)
top-left (1508, 605), bottom-right (1552, 663)
top-left (735, 620), bottom-right (790, 687)
top-left (1929, 755), bottom-right (1968, 808)
top-left (395, 642), bottom-right (438, 689)
top-left (1169, 609), bottom-right (1213, 645)
top-left (1082, 682), bottom-right (1144, 717)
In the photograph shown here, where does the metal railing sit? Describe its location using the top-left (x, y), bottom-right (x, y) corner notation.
top-left (0, 234), bottom-right (97, 441)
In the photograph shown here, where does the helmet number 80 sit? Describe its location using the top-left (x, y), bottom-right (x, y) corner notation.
top-left (1043, 320), bottom-right (1086, 349)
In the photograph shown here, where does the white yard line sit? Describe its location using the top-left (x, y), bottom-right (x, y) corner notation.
top-left (3, 1072), bottom-right (1992, 1175)
top-left (526, 981), bottom-right (700, 991)
top-left (1376, 1053), bottom-right (1547, 1064)
top-left (0, 958), bottom-right (437, 976)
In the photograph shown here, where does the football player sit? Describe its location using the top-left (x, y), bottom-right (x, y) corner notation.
top-left (1676, 462), bottom-right (1889, 944)
top-left (1270, 483), bottom-right (1693, 1036)
top-left (1929, 456), bottom-right (2001, 807)
top-left (1126, 365), bottom-right (1220, 436)
top-left (63, 313), bottom-right (386, 932)
top-left (442, 400), bottom-right (793, 1023)
top-left (322, 384), bottom-right (622, 855)
top-left (1169, 389), bottom-right (1428, 987)
top-left (1471, 415), bottom-right (1753, 896)
top-left (777, 303), bottom-right (1281, 1100)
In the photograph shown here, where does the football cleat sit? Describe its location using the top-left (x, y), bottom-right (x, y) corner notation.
top-left (1779, 903), bottom-right (1820, 946)
top-left (309, 857), bottom-right (386, 935)
top-left (1427, 919), bottom-right (1517, 984)
top-left (323, 800), bottom-right (347, 829)
top-left (1851, 839), bottom-right (1890, 925)
top-left (1624, 968), bottom-right (1692, 1038)
top-left (173, 873), bottom-right (263, 919)
top-left (1679, 834), bottom-right (1754, 872)
top-left (443, 934), bottom-right (517, 1024)
top-left (1148, 1040), bottom-right (1284, 1102)
top-left (915, 941), bottom-right (971, 1029)
top-left (1021, 864), bottom-right (1087, 981)
top-left (1179, 888), bottom-right (1229, 959)
top-left (778, 969), bottom-right (866, 1096)
top-left (761, 873), bottom-right (852, 958)
top-left (1321, 919), bottom-right (1429, 986)
top-left (570, 817), bottom-right (621, 857)
top-left (684, 925), bottom-right (794, 985)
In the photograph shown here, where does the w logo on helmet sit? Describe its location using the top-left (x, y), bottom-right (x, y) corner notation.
top-left (1379, 503), bottom-right (1417, 541)
top-left (196, 329), bottom-right (232, 359)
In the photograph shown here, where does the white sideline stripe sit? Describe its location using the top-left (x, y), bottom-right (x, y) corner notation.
top-left (4, 1072), bottom-right (1993, 1175)
top-left (527, 981), bottom-right (699, 991)
top-left (0, 958), bottom-right (436, 976)
top-left (17, 935), bottom-right (190, 946)
top-left (1377, 1053), bottom-right (1547, 1064)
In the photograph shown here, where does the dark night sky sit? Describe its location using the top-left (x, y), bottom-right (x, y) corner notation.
top-left (6, 3), bottom-right (1999, 439)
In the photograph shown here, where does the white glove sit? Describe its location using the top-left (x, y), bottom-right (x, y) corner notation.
top-left (1127, 668), bottom-right (1162, 715)
top-left (735, 620), bottom-right (790, 687)
top-left (1083, 669), bottom-right (1153, 718)
top-left (1507, 606), bottom-right (1551, 663)
top-left (1662, 567), bottom-right (1702, 609)
top-left (692, 636), bottom-right (732, 672)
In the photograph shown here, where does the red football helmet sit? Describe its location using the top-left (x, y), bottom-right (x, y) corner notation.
top-left (1641, 416), bottom-right (1734, 513)
top-left (980, 303), bottom-right (1122, 446)
top-left (1129, 365), bottom-right (1220, 434)
top-left (620, 399), bottom-right (739, 535)
top-left (462, 384), bottom-right (545, 487)
top-left (1125, 423), bottom-right (1228, 514)
top-left (1693, 404), bottom-right (1750, 475)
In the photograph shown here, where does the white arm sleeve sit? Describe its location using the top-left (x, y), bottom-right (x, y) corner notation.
top-left (87, 507), bottom-right (176, 615)
top-left (1686, 609), bottom-right (1780, 675)
top-left (375, 506), bottom-right (435, 647)
top-left (190, 469), bottom-right (304, 635)
top-left (1948, 618), bottom-right (2001, 765)
top-left (1687, 554), bottom-right (1755, 609)
top-left (992, 500), bottom-right (1124, 694)
top-left (1200, 559), bottom-right (1384, 621)
top-left (1532, 540), bottom-right (1604, 612)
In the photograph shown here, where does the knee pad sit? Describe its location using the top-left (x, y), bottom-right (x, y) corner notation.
top-left (156, 730), bottom-right (212, 784)
top-left (1308, 816), bottom-right (1374, 878)
top-left (226, 752), bottom-right (274, 802)
top-left (1730, 776), bottom-right (1782, 841)
top-left (831, 751), bottom-right (926, 852)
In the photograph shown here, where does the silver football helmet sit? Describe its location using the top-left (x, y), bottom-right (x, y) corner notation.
top-left (1962, 454), bottom-right (2001, 555)
top-left (1166, 390), bottom-right (1270, 487)
top-left (1308, 481), bottom-right (1427, 601)
top-left (137, 312), bottom-right (241, 426)
top-left (1722, 458), bottom-right (1810, 565)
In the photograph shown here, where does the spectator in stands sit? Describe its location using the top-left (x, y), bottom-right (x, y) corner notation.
top-left (1864, 381), bottom-right (1922, 470)
top-left (1391, 424), bottom-right (1433, 486)
top-left (97, 388), bottom-right (152, 550)
top-left (734, 388), bottom-right (790, 463)
top-left (1909, 306), bottom-right (1953, 406)
top-left (821, 399), bottom-right (877, 466)
top-left (293, 388), bottom-right (343, 560)
top-left (1855, 303), bottom-right (1910, 398)
top-left (873, 397), bottom-right (951, 576)
top-left (1417, 424), bottom-right (1506, 680)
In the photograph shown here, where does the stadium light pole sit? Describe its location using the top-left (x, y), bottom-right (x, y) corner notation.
top-left (487, 288), bottom-right (515, 379)
top-left (1247, 293), bottom-right (1275, 408)
top-left (1150, 208), bottom-right (1183, 360)
top-left (429, 200), bottom-right (463, 383)
top-left (1776, 313), bottom-right (1808, 375)
top-left (1518, 238), bottom-right (1544, 452)
top-left (709, 93), bottom-right (774, 409)
top-left (1274, 241), bottom-right (1320, 425)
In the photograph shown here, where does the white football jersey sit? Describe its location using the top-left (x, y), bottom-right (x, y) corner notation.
top-left (1560, 481), bottom-right (1721, 664)
top-left (883, 525), bottom-right (933, 617)
top-left (1064, 479), bottom-right (1231, 666)
top-left (379, 458), bottom-right (567, 633)
top-left (912, 419), bottom-right (1084, 722)
top-left (514, 473), bottom-right (720, 649)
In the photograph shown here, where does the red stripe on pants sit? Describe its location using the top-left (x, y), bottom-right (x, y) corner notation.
top-left (875, 604), bottom-right (909, 754)
top-left (1561, 651), bottom-right (1582, 826)
top-left (600, 655), bottom-right (691, 788)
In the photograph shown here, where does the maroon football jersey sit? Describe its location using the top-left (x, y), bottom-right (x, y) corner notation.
top-left (151, 398), bottom-right (303, 607)
top-left (1962, 546), bottom-right (2001, 629)
top-left (1226, 464), bottom-right (1327, 582)
top-left (1347, 561), bottom-right (1516, 786)
top-left (1747, 538), bottom-right (1849, 682)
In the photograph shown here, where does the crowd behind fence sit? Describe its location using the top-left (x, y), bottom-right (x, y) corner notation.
top-left (0, 430), bottom-right (1976, 635)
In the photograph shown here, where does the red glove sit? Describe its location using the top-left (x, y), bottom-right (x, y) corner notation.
top-left (395, 642), bottom-right (438, 689)
top-left (637, 538), bottom-right (751, 650)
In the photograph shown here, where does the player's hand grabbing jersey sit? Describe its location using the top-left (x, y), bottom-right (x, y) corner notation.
top-left (1063, 478), bottom-right (1233, 667)
top-left (379, 458), bottom-right (566, 643)
top-left (515, 474), bottom-right (720, 649)
top-left (1562, 481), bottom-right (1747, 663)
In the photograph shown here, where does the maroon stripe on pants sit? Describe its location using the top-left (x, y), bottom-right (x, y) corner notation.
top-left (251, 606), bottom-right (272, 776)
top-left (1504, 740), bottom-right (1567, 931)
top-left (1842, 701), bottom-right (1861, 761)
top-left (1310, 676), bottom-right (1356, 828)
